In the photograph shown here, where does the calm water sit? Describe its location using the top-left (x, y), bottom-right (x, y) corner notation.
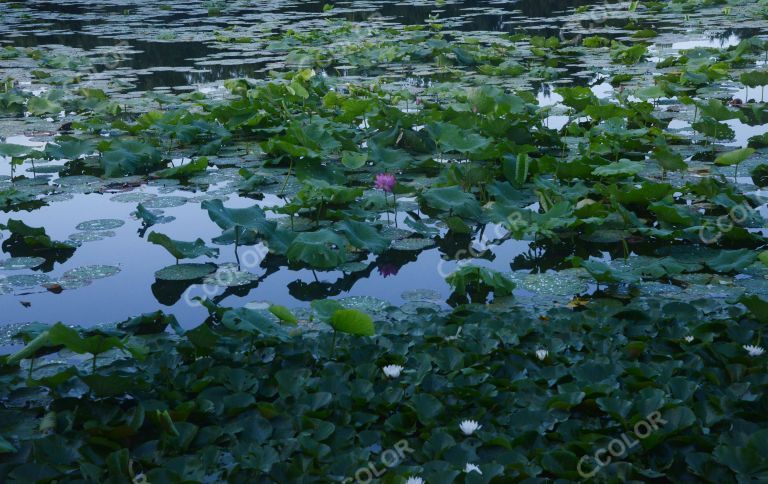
top-left (0, 0), bottom-right (762, 342)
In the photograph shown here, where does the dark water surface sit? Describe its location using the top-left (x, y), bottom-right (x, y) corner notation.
top-left (0, 0), bottom-right (761, 341)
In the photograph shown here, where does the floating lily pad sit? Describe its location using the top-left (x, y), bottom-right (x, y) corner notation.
top-left (43, 193), bottom-right (74, 202)
top-left (147, 178), bottom-right (181, 188)
top-left (203, 264), bottom-right (259, 287)
top-left (0, 257), bottom-right (46, 270)
top-left (518, 271), bottom-right (589, 296)
top-left (0, 282), bottom-right (14, 295)
top-left (68, 231), bottom-right (116, 243)
top-left (155, 263), bottom-right (216, 281)
top-left (337, 295), bottom-right (391, 314)
top-left (75, 219), bottom-right (125, 231)
top-left (49, 278), bottom-right (92, 290)
top-left (63, 265), bottom-right (121, 282)
top-left (110, 192), bottom-right (157, 203)
top-left (188, 194), bottom-right (230, 203)
top-left (391, 237), bottom-right (435, 251)
top-left (4, 273), bottom-right (51, 288)
top-left (380, 226), bottom-right (413, 240)
top-left (143, 196), bottom-right (188, 208)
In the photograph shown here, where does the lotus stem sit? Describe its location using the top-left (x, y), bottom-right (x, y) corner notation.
top-left (280, 159), bottom-right (293, 195)
top-left (392, 192), bottom-right (397, 227)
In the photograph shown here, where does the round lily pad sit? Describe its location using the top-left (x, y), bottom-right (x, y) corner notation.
top-left (147, 179), bottom-right (180, 188)
top-left (76, 219), bottom-right (125, 231)
top-left (110, 192), bottom-right (157, 203)
top-left (203, 264), bottom-right (258, 287)
top-left (68, 231), bottom-right (117, 243)
top-left (188, 194), bottom-right (230, 203)
top-left (63, 265), bottom-right (121, 282)
top-left (155, 263), bottom-right (216, 281)
top-left (519, 271), bottom-right (589, 296)
top-left (48, 278), bottom-right (92, 290)
top-left (0, 257), bottom-right (45, 270)
top-left (143, 196), bottom-right (188, 208)
top-left (337, 295), bottom-right (391, 314)
top-left (57, 175), bottom-right (103, 188)
top-left (0, 282), bottom-right (14, 295)
top-left (391, 237), bottom-right (435, 251)
top-left (43, 193), bottom-right (74, 202)
top-left (380, 226), bottom-right (413, 240)
top-left (5, 273), bottom-right (51, 288)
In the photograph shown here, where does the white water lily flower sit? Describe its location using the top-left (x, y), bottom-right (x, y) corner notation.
top-left (465, 463), bottom-right (483, 475)
top-left (382, 364), bottom-right (404, 378)
top-left (406, 477), bottom-right (424, 484)
top-left (744, 345), bottom-right (765, 357)
top-left (684, 336), bottom-right (694, 343)
top-left (535, 349), bottom-right (548, 360)
top-left (459, 419), bottom-right (482, 435)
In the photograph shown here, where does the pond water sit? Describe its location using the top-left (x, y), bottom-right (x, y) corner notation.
top-left (1, 0), bottom-right (768, 346)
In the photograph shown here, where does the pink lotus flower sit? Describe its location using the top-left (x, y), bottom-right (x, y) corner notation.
top-left (374, 173), bottom-right (396, 193)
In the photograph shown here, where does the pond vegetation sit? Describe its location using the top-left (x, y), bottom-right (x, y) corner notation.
top-left (2, 0), bottom-right (768, 481)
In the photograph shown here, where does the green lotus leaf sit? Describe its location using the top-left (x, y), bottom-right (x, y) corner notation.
top-left (446, 265), bottom-right (516, 296)
top-left (44, 137), bottom-right (96, 160)
top-left (715, 148), bottom-right (755, 166)
top-left (425, 122), bottom-right (490, 153)
top-left (692, 118), bottom-right (735, 140)
top-left (653, 147), bottom-right (688, 172)
top-left (269, 305), bottom-right (298, 324)
top-left (136, 203), bottom-right (160, 226)
top-left (555, 86), bottom-right (598, 112)
top-left (100, 140), bottom-right (164, 177)
top-left (311, 299), bottom-right (346, 322)
top-left (705, 249), bottom-right (758, 273)
top-left (335, 220), bottom-right (391, 254)
top-left (0, 143), bottom-right (33, 158)
top-left (148, 232), bottom-right (219, 260)
top-left (739, 295), bottom-right (768, 323)
top-left (330, 308), bottom-right (375, 336)
top-left (420, 186), bottom-right (483, 220)
top-left (740, 70), bottom-right (768, 88)
top-left (341, 151), bottom-right (367, 169)
top-left (27, 96), bottom-right (62, 115)
top-left (153, 156), bottom-right (209, 179)
top-left (569, 256), bottom-right (641, 284)
top-left (155, 263), bottom-right (216, 281)
top-left (592, 159), bottom-right (644, 177)
top-left (286, 229), bottom-right (348, 269)
top-left (697, 99), bottom-right (744, 122)
top-left (1, 219), bottom-right (76, 250)
top-left (221, 307), bottom-right (292, 340)
top-left (201, 199), bottom-right (276, 236)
